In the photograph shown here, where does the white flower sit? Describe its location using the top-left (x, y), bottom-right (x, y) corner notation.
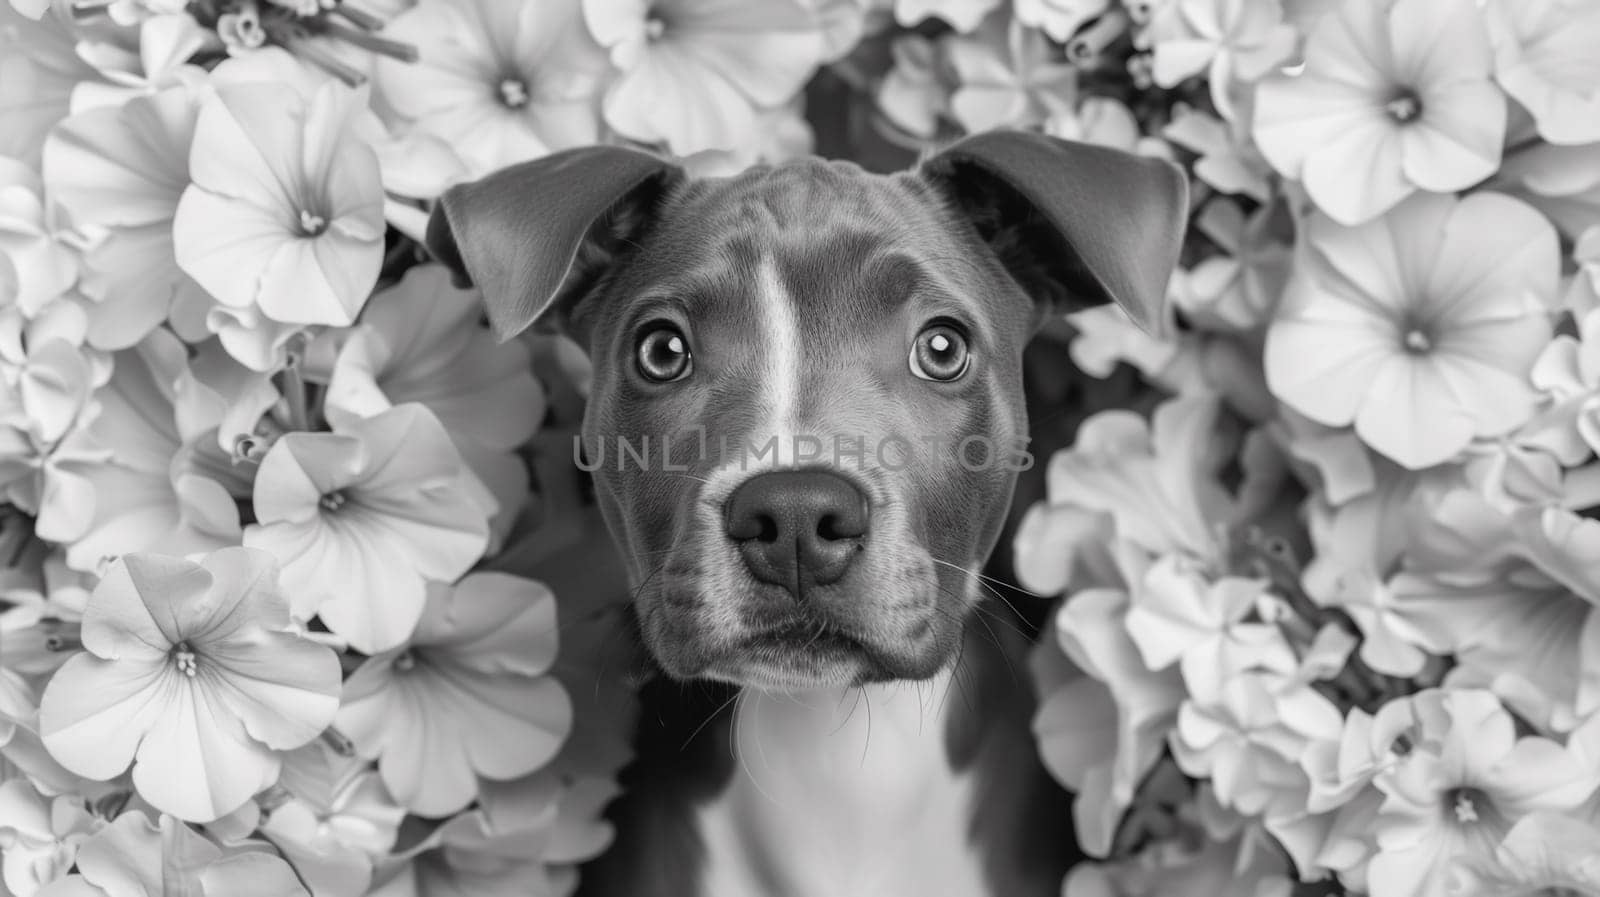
top-left (1014, 0), bottom-right (1107, 42)
top-left (0, 778), bottom-right (96, 897)
top-left (1042, 394), bottom-right (1242, 564)
top-left (894, 0), bottom-right (998, 31)
top-left (1145, 0), bottom-right (1295, 121)
top-left (325, 265), bottom-right (540, 548)
top-left (1172, 670), bottom-right (1342, 840)
top-left (70, 13), bottom-right (208, 111)
top-left (1162, 107), bottom-right (1274, 201)
top-left (63, 331), bottom-right (242, 574)
top-left (0, 157), bottom-right (78, 319)
top-left (376, 0), bottom-right (607, 180)
top-left (261, 745), bottom-right (405, 897)
top-left (0, 5), bottom-right (100, 169)
top-left (1369, 690), bottom-right (1594, 897)
top-left (1495, 142), bottom-right (1600, 241)
top-left (0, 301), bottom-right (96, 446)
top-left (244, 404), bottom-right (490, 654)
top-left (1125, 558), bottom-right (1295, 698)
top-left (172, 56), bottom-right (385, 331)
top-left (875, 34), bottom-right (948, 139)
top-left (1450, 811), bottom-right (1600, 897)
top-left (1390, 491), bottom-right (1600, 733)
top-left (38, 549), bottom-right (343, 822)
top-left (1033, 587), bottom-right (1185, 857)
top-left (584, 0), bottom-right (828, 156)
top-left (1264, 192), bottom-right (1560, 470)
top-left (337, 573), bottom-right (572, 817)
top-left (1170, 198), bottom-right (1290, 331)
top-left (1483, 0), bottom-right (1600, 146)
top-left (944, 16), bottom-right (1077, 133)
top-left (43, 85), bottom-right (210, 351)
top-left (1252, 0), bottom-right (1506, 225)
top-left (36, 811), bottom-right (311, 897)
top-left (1532, 307), bottom-right (1600, 463)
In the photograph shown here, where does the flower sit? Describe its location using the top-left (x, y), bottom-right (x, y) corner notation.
top-left (1014, 0), bottom-right (1107, 42)
top-left (0, 157), bottom-right (79, 319)
top-left (1495, 141), bottom-right (1600, 241)
top-left (38, 548), bottom-right (342, 822)
top-left (243, 403), bottom-right (490, 654)
top-left (376, 0), bottom-right (607, 180)
top-left (0, 4), bottom-right (101, 169)
top-left (1161, 107), bottom-right (1275, 200)
top-left (69, 12), bottom-right (208, 111)
top-left (1531, 306), bottom-right (1600, 462)
top-left (323, 264), bottom-right (542, 459)
top-left (1145, 0), bottom-right (1295, 122)
top-left (1483, 0), bottom-right (1600, 146)
top-left (583, 0), bottom-right (828, 156)
top-left (1124, 558), bottom-right (1296, 698)
top-left (336, 572), bottom-right (572, 817)
top-left (35, 810), bottom-right (311, 897)
top-left (1040, 395), bottom-right (1242, 564)
top-left (1252, 0), bottom-right (1506, 225)
top-left (0, 777), bottom-right (97, 897)
top-left (0, 301), bottom-right (97, 446)
top-left (324, 265), bottom-right (539, 549)
top-left (1369, 690), bottom-right (1594, 897)
top-left (894, 0), bottom-right (998, 32)
top-left (944, 16), bottom-right (1077, 133)
top-left (1449, 811), bottom-right (1600, 897)
top-left (1032, 586), bottom-right (1185, 857)
top-left (63, 331), bottom-right (243, 574)
top-left (1388, 491), bottom-right (1600, 733)
top-left (171, 56), bottom-right (385, 331)
top-left (1170, 197), bottom-right (1290, 330)
top-left (1172, 669), bottom-right (1345, 872)
top-left (260, 744), bottom-right (405, 897)
top-left (42, 84), bottom-right (211, 350)
top-left (875, 34), bottom-right (948, 139)
top-left (1264, 192), bottom-right (1560, 470)
top-left (0, 404), bottom-right (109, 546)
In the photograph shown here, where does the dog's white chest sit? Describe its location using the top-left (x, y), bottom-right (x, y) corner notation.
top-left (693, 673), bottom-right (991, 897)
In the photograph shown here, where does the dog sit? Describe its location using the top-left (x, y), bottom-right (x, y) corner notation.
top-left (424, 129), bottom-right (1187, 897)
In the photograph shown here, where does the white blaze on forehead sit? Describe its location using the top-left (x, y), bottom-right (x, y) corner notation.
top-left (756, 254), bottom-right (803, 465)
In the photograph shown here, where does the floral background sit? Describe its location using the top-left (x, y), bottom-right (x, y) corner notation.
top-left (2, 0), bottom-right (1599, 894)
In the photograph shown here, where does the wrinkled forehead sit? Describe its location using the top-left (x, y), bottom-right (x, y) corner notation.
top-left (598, 160), bottom-right (1019, 336)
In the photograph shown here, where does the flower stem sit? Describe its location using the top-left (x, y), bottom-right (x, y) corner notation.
top-left (314, 19), bottom-right (418, 62)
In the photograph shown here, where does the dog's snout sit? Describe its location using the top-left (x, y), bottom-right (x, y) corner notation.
top-left (725, 470), bottom-right (868, 593)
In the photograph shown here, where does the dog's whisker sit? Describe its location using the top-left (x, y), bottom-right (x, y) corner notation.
top-left (679, 688), bottom-right (740, 753)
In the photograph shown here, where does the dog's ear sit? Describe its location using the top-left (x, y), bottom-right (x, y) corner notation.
top-left (425, 146), bottom-right (684, 341)
top-left (919, 130), bottom-right (1188, 333)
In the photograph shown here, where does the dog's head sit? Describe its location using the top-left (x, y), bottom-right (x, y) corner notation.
top-left (426, 132), bottom-right (1185, 691)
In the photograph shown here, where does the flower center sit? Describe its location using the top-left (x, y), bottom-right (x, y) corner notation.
top-left (393, 650), bottom-right (416, 672)
top-left (1443, 786), bottom-right (1500, 828)
top-left (1402, 327), bottom-right (1433, 354)
top-left (644, 4), bottom-right (668, 39)
top-left (171, 641), bottom-right (199, 678)
top-left (298, 208), bottom-right (328, 237)
top-left (1385, 89), bottom-right (1423, 123)
top-left (319, 491), bottom-right (347, 512)
top-left (498, 77), bottom-right (530, 109)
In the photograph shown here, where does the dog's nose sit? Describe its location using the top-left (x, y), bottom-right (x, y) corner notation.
top-left (725, 470), bottom-right (868, 593)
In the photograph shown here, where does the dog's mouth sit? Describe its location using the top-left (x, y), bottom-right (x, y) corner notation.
top-left (742, 621), bottom-right (866, 657)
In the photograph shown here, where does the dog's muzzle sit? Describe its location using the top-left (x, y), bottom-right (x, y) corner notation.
top-left (724, 470), bottom-right (868, 597)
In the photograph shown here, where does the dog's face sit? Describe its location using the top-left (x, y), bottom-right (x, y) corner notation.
top-left (576, 161), bottom-right (1036, 689)
top-left (426, 133), bottom-right (1186, 691)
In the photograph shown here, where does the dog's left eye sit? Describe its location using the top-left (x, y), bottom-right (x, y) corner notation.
top-left (910, 323), bottom-right (970, 381)
top-left (637, 325), bottom-right (693, 382)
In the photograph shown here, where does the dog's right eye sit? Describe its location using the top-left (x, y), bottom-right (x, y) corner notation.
top-left (636, 325), bottom-right (693, 382)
